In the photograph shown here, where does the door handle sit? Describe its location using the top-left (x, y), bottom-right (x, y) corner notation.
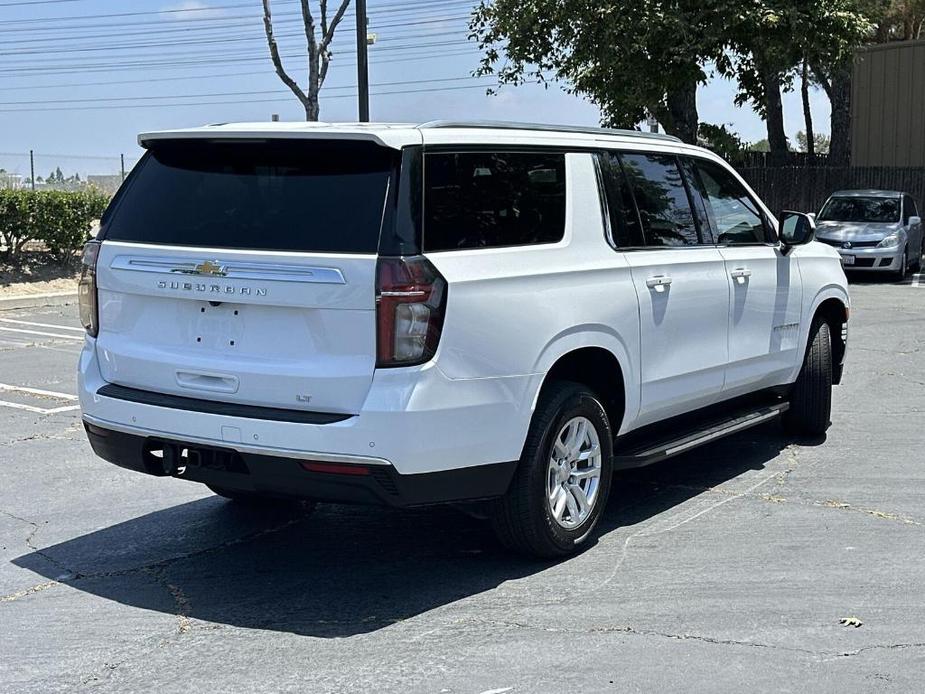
top-left (646, 275), bottom-right (672, 292)
top-left (730, 268), bottom-right (752, 284)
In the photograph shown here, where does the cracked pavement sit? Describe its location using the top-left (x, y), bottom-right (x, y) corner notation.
top-left (1, 278), bottom-right (924, 693)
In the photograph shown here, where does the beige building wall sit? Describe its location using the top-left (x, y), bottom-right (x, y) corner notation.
top-left (852, 40), bottom-right (925, 167)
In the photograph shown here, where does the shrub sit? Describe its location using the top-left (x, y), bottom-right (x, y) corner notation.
top-left (0, 189), bottom-right (110, 263)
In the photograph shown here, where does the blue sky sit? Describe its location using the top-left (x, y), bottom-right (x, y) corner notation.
top-left (0, 0), bottom-right (830, 178)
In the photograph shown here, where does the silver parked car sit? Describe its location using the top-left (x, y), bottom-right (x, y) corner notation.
top-left (814, 190), bottom-right (923, 279)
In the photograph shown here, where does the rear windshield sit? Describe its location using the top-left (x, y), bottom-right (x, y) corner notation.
top-left (102, 140), bottom-right (393, 253)
top-left (818, 196), bottom-right (900, 224)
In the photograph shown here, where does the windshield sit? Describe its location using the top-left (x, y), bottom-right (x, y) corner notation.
top-left (102, 140), bottom-right (393, 253)
top-left (818, 196), bottom-right (900, 224)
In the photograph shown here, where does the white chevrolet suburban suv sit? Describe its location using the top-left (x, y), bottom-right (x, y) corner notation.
top-left (78, 121), bottom-right (849, 557)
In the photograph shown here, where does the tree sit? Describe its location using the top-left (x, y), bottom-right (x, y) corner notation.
top-left (869, 0), bottom-right (925, 40)
top-left (698, 123), bottom-right (748, 164)
top-left (720, 1), bottom-right (871, 166)
top-left (470, 1), bottom-right (737, 144)
top-left (261, 0), bottom-right (352, 121)
top-left (796, 130), bottom-right (831, 154)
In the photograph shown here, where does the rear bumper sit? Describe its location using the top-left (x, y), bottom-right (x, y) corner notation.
top-left (79, 337), bottom-right (539, 480)
top-left (84, 420), bottom-right (516, 507)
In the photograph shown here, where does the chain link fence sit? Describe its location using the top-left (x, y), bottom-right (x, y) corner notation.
top-left (0, 151), bottom-right (139, 196)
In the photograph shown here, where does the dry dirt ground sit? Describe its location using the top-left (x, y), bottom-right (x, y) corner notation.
top-left (0, 251), bottom-right (79, 297)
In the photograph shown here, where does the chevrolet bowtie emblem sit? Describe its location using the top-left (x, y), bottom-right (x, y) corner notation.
top-left (172, 260), bottom-right (228, 277)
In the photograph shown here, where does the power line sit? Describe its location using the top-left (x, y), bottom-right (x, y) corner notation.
top-left (0, 0), bottom-right (89, 6)
top-left (0, 0), bottom-right (471, 27)
top-left (0, 47), bottom-right (479, 79)
top-left (0, 82), bottom-right (493, 113)
top-left (0, 13), bottom-right (469, 48)
top-left (0, 39), bottom-right (475, 75)
top-left (0, 43), bottom-right (477, 90)
top-left (0, 150), bottom-right (122, 160)
top-left (0, 76), bottom-right (488, 106)
top-left (0, 26), bottom-right (469, 58)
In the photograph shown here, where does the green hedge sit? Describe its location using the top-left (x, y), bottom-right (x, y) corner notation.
top-left (0, 189), bottom-right (110, 262)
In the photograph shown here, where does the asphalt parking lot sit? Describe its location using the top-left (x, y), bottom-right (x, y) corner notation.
top-left (1, 272), bottom-right (924, 693)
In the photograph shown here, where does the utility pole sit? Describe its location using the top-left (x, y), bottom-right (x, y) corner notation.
top-left (30, 150), bottom-right (35, 191)
top-left (120, 153), bottom-right (125, 182)
top-left (355, 0), bottom-right (369, 122)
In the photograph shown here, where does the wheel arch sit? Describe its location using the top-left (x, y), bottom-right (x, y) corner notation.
top-left (531, 343), bottom-right (630, 439)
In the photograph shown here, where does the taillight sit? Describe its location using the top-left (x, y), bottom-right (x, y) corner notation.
top-left (376, 255), bottom-right (447, 367)
top-left (78, 240), bottom-right (100, 337)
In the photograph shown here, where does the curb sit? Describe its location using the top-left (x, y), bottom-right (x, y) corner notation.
top-left (0, 291), bottom-right (78, 312)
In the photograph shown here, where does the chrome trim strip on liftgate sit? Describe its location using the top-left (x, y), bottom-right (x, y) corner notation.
top-left (109, 256), bottom-right (347, 285)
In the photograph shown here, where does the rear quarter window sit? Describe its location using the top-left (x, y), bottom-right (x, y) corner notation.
top-left (423, 151), bottom-right (566, 252)
top-left (101, 140), bottom-right (394, 254)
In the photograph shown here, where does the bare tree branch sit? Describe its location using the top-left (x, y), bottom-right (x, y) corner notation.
top-left (261, 0), bottom-right (353, 120)
top-left (261, 0), bottom-right (309, 113)
top-left (322, 0), bottom-right (351, 49)
top-left (319, 0), bottom-right (350, 87)
top-left (299, 0), bottom-right (319, 56)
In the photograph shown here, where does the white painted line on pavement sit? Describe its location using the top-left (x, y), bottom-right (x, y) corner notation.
top-left (912, 273), bottom-right (922, 287)
top-left (0, 383), bottom-right (78, 401)
top-left (0, 384), bottom-right (80, 415)
top-left (0, 400), bottom-right (80, 415)
top-left (0, 326), bottom-right (84, 342)
top-left (0, 318), bottom-right (84, 333)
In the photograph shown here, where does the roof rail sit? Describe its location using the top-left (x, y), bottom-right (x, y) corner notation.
top-left (417, 120), bottom-right (682, 143)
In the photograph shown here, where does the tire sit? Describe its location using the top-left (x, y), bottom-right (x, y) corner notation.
top-left (491, 381), bottom-right (613, 558)
top-left (207, 484), bottom-right (316, 512)
top-left (783, 319), bottom-right (833, 437)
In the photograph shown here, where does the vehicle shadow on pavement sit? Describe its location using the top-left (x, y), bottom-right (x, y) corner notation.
top-left (13, 423), bottom-right (801, 638)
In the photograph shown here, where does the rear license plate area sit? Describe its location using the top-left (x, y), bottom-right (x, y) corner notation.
top-left (143, 440), bottom-right (249, 476)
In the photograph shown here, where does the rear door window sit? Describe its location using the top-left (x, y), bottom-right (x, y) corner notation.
top-left (102, 140), bottom-right (394, 253)
top-left (619, 153), bottom-right (701, 246)
top-left (596, 152), bottom-right (647, 248)
top-left (423, 151), bottom-right (566, 251)
top-left (692, 159), bottom-right (769, 245)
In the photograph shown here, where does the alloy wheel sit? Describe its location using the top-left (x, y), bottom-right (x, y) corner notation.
top-left (546, 416), bottom-right (603, 529)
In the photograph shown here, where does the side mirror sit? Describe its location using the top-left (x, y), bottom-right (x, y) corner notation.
top-left (909, 215), bottom-right (921, 227)
top-left (779, 210), bottom-right (815, 253)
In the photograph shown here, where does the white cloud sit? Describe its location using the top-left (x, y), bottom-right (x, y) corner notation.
top-left (160, 1), bottom-right (227, 21)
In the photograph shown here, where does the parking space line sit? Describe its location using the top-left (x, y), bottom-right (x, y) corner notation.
top-left (0, 319), bottom-right (84, 333)
top-left (0, 400), bottom-right (79, 415)
top-left (913, 273), bottom-right (922, 288)
top-left (0, 384), bottom-right (78, 401)
top-left (0, 326), bottom-right (84, 342)
top-left (0, 384), bottom-right (80, 415)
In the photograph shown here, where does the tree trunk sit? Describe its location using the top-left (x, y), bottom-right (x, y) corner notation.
top-left (762, 67), bottom-right (788, 166)
top-left (828, 68), bottom-right (852, 166)
top-left (801, 59), bottom-right (815, 159)
top-left (306, 91), bottom-right (320, 121)
top-left (665, 78), bottom-right (699, 144)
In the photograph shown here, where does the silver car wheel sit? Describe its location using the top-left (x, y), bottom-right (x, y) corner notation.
top-left (546, 416), bottom-right (603, 530)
